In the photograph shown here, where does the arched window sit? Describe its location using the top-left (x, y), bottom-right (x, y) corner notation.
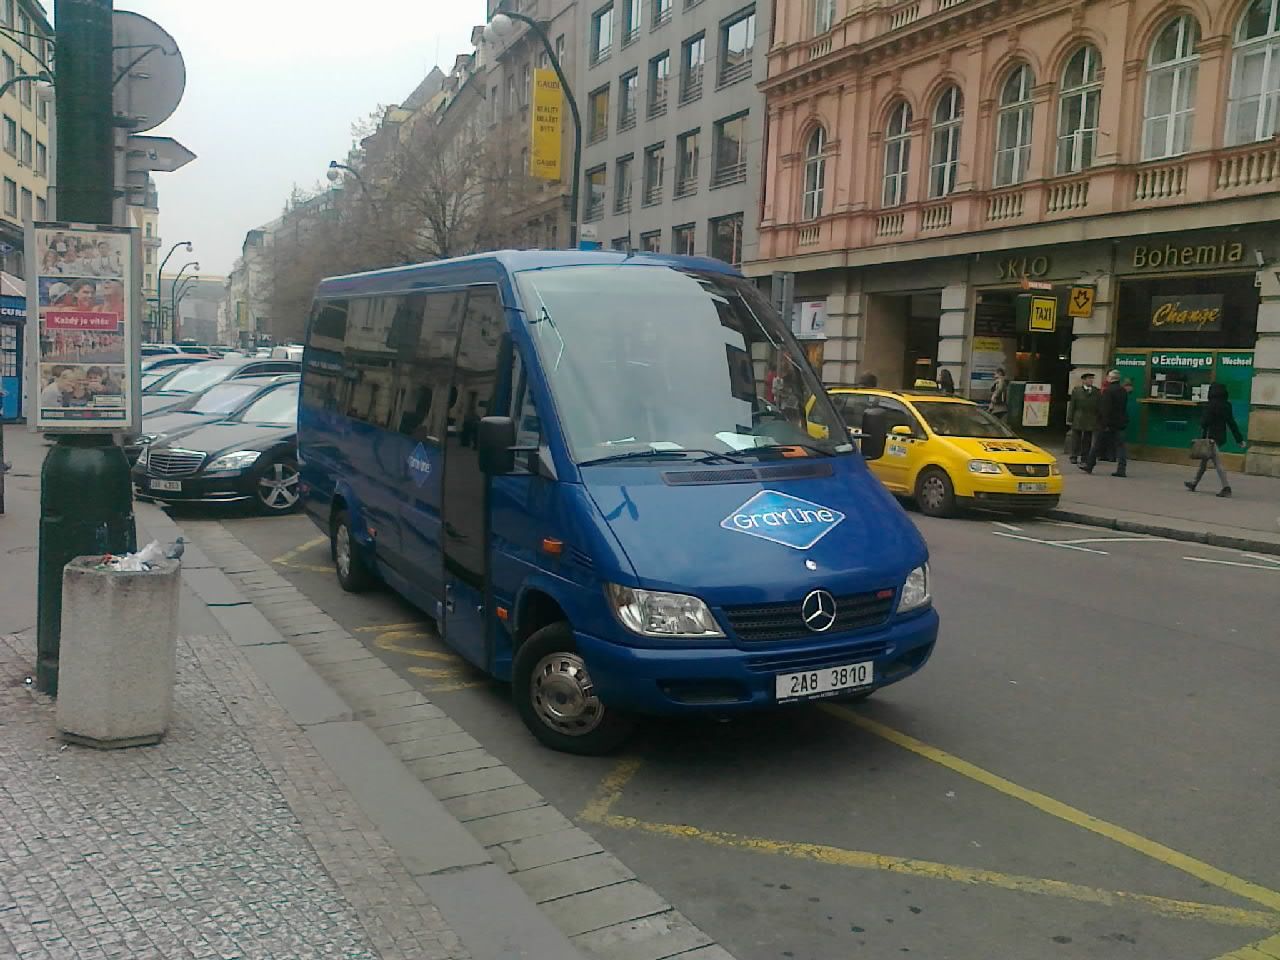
top-left (801, 127), bottom-right (826, 220)
top-left (1227, 0), bottom-right (1280, 145)
top-left (1144, 15), bottom-right (1200, 159)
top-left (882, 101), bottom-right (912, 208)
top-left (928, 85), bottom-right (963, 198)
top-left (994, 64), bottom-right (1034, 187)
top-left (1056, 45), bottom-right (1102, 174)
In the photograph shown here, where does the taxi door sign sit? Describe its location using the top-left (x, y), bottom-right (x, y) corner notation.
top-left (1029, 296), bottom-right (1057, 332)
top-left (1068, 285), bottom-right (1095, 318)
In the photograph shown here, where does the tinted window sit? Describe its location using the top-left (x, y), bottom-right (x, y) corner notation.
top-left (341, 296), bottom-right (402, 426)
top-left (151, 363), bottom-right (236, 395)
top-left (311, 299), bottom-right (348, 341)
top-left (190, 381), bottom-right (261, 415)
top-left (392, 291), bottom-right (463, 441)
top-left (238, 383), bottom-right (300, 426)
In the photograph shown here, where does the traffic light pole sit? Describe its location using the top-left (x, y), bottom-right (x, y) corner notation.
top-left (37, 0), bottom-right (136, 695)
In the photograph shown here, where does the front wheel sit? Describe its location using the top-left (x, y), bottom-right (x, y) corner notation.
top-left (512, 623), bottom-right (636, 755)
top-left (915, 467), bottom-right (956, 518)
top-left (254, 455), bottom-right (302, 515)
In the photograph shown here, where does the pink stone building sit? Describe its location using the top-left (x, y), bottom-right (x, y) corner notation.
top-left (747, 0), bottom-right (1280, 474)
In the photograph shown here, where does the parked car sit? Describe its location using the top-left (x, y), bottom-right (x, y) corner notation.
top-left (141, 353), bottom-right (212, 373)
top-left (141, 343), bottom-right (181, 357)
top-left (125, 374), bottom-right (299, 463)
top-left (141, 356), bottom-right (300, 415)
top-left (133, 378), bottom-right (302, 514)
top-left (270, 344), bottom-right (304, 361)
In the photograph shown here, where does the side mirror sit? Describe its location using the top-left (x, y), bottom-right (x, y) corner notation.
top-left (478, 416), bottom-right (516, 475)
top-left (890, 424), bottom-right (913, 437)
top-left (860, 407), bottom-right (888, 460)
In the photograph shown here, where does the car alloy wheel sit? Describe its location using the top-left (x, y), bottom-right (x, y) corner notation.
top-left (257, 460), bottom-right (300, 513)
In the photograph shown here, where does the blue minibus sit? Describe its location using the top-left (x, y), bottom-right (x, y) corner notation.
top-left (298, 251), bottom-right (938, 754)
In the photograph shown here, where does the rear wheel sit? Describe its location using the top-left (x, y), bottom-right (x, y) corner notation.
top-left (331, 509), bottom-right (374, 593)
top-left (512, 622), bottom-right (636, 755)
top-left (915, 467), bottom-right (956, 518)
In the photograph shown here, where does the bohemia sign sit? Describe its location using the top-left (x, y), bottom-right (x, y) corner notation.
top-left (1149, 295), bottom-right (1224, 332)
top-left (1132, 242), bottom-right (1246, 269)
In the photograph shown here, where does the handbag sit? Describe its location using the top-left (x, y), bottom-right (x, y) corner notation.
top-left (1190, 437), bottom-right (1215, 460)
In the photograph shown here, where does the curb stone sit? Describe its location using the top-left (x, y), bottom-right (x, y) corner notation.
top-left (1046, 508), bottom-right (1280, 556)
top-left (145, 505), bottom-right (737, 960)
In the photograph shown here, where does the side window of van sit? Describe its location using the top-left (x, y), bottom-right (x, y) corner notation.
top-left (453, 287), bottom-right (503, 448)
top-left (394, 291), bottom-right (463, 443)
top-left (509, 350), bottom-right (542, 473)
top-left (343, 297), bottom-right (400, 427)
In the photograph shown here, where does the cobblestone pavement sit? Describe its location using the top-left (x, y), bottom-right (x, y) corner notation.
top-left (0, 630), bottom-right (470, 960)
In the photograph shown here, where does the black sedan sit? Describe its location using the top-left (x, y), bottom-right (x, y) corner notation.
top-left (133, 379), bottom-right (301, 515)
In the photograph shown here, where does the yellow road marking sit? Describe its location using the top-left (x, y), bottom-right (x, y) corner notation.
top-left (580, 756), bottom-right (644, 822)
top-left (271, 536), bottom-right (328, 568)
top-left (824, 705), bottom-right (1280, 913)
top-left (407, 666), bottom-right (459, 679)
top-left (372, 630), bottom-right (458, 662)
top-left (1215, 933), bottom-right (1280, 959)
top-left (355, 621), bottom-right (428, 633)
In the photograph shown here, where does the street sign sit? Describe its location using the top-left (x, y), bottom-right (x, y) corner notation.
top-left (1020, 278), bottom-right (1054, 291)
top-left (1068, 285), bottom-right (1096, 318)
top-left (1029, 296), bottom-right (1058, 332)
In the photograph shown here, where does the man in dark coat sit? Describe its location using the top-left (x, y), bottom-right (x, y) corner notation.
top-left (1185, 382), bottom-right (1245, 497)
top-left (1080, 370), bottom-right (1129, 477)
top-left (1065, 371), bottom-right (1100, 464)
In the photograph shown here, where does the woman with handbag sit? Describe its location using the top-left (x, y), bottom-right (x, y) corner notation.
top-left (1185, 382), bottom-right (1244, 497)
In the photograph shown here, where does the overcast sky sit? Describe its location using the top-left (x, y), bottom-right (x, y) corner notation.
top-left (106, 1), bottom-right (481, 278)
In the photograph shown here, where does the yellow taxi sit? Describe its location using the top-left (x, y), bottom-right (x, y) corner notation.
top-left (817, 388), bottom-right (1063, 517)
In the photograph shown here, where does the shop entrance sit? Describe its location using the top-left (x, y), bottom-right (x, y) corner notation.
top-left (862, 292), bottom-right (940, 390)
top-left (973, 289), bottom-right (1073, 425)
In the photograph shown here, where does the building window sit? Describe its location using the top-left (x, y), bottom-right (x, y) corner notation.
top-left (490, 85), bottom-right (499, 124)
top-left (36, 95), bottom-right (46, 123)
top-left (145, 221), bottom-right (152, 238)
top-left (1144, 16), bottom-right (1200, 160)
top-left (591, 4), bottom-right (613, 65)
top-left (881, 101), bottom-right (912, 207)
top-left (589, 85), bottom-right (610, 144)
top-left (672, 222), bottom-right (695, 255)
top-left (521, 63), bottom-right (531, 110)
top-left (622, 0), bottom-right (640, 44)
top-left (19, 74), bottom-right (30, 107)
top-left (640, 230), bottom-right (661, 252)
top-left (619, 70), bottom-right (638, 130)
top-left (1056, 45), bottom-right (1102, 175)
top-left (146, 247), bottom-right (154, 265)
top-left (2, 116), bottom-right (14, 156)
top-left (3, 178), bottom-right (15, 217)
top-left (146, 272), bottom-right (153, 291)
top-left (994, 64), bottom-right (1034, 187)
top-left (35, 195), bottom-right (44, 219)
top-left (681, 33), bottom-right (705, 103)
top-left (556, 34), bottom-right (567, 67)
top-left (615, 153), bottom-right (634, 213)
top-left (648, 52), bottom-right (670, 118)
top-left (813, 0), bottom-right (835, 36)
top-left (19, 128), bottom-right (29, 166)
top-left (712, 112), bottom-right (748, 187)
top-left (675, 129), bottom-right (700, 197)
top-left (584, 165), bottom-right (607, 221)
top-left (19, 187), bottom-right (29, 221)
top-left (719, 7), bottom-right (755, 87)
top-left (18, 11), bottom-right (28, 37)
top-left (653, 0), bottom-right (672, 28)
top-left (2, 55), bottom-right (13, 88)
top-left (0, 1), bottom-right (11, 27)
top-left (611, 235), bottom-right (630, 250)
top-left (643, 141), bottom-right (665, 205)
top-left (929, 85), bottom-right (963, 198)
top-left (709, 212), bottom-right (743, 265)
top-left (1227, 0), bottom-right (1280, 145)
top-left (801, 126), bottom-right (826, 220)
top-left (507, 75), bottom-right (517, 116)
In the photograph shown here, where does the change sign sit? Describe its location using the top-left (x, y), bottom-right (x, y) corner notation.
top-left (1149, 295), bottom-right (1223, 332)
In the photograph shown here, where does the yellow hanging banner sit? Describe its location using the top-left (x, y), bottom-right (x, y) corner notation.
top-left (530, 68), bottom-right (563, 181)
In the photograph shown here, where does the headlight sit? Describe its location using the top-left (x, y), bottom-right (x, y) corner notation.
top-left (606, 584), bottom-right (724, 638)
top-left (137, 433), bottom-right (157, 445)
top-left (967, 459), bottom-right (1003, 474)
top-left (137, 445), bottom-right (150, 466)
top-left (1049, 463), bottom-right (1061, 476)
top-left (898, 564), bottom-right (931, 613)
top-left (206, 450), bottom-right (261, 472)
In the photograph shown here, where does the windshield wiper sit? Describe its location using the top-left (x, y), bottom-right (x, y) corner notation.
top-left (579, 448), bottom-right (744, 467)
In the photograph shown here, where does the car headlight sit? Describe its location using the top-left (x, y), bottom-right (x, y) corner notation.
top-left (205, 450), bottom-right (261, 472)
top-left (898, 564), bottom-right (931, 613)
top-left (606, 584), bottom-right (724, 638)
top-left (137, 433), bottom-right (157, 446)
top-left (137, 445), bottom-right (150, 466)
top-left (1049, 463), bottom-right (1061, 476)
top-left (967, 459), bottom-right (1003, 474)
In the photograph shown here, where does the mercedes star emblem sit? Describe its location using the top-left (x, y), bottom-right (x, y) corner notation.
top-left (801, 589), bottom-right (837, 632)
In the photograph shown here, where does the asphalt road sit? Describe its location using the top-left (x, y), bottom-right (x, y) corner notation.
top-left (210, 503), bottom-right (1280, 960)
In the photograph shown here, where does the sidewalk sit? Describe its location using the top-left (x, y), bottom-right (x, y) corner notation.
top-left (1049, 451), bottom-right (1280, 555)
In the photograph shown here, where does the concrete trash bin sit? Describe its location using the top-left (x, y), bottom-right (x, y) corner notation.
top-left (56, 556), bottom-right (180, 748)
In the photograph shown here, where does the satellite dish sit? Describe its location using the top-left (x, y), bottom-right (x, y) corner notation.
top-left (112, 11), bottom-right (185, 133)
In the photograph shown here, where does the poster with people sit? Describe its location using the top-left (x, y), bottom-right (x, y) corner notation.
top-left (27, 225), bottom-right (138, 430)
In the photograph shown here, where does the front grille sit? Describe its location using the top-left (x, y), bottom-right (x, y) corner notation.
top-left (1006, 463), bottom-right (1053, 477)
top-left (745, 639), bottom-right (892, 674)
top-left (724, 590), bottom-right (895, 642)
top-left (147, 449), bottom-right (205, 478)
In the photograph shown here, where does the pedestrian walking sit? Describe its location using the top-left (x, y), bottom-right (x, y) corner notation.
top-left (1080, 369), bottom-right (1129, 477)
top-left (855, 372), bottom-right (878, 388)
top-left (938, 368), bottom-right (956, 395)
top-left (988, 368), bottom-right (1009, 422)
top-left (1065, 371), bottom-right (1100, 464)
top-left (1185, 382), bottom-right (1244, 498)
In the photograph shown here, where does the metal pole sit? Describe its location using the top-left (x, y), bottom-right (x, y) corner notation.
top-left (170, 262), bottom-right (197, 341)
top-left (153, 241), bottom-right (191, 340)
top-left (39, 0), bottom-right (134, 696)
top-left (498, 10), bottom-right (582, 248)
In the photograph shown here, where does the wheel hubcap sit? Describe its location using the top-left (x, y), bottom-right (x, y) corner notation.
top-left (922, 477), bottom-right (945, 508)
top-left (529, 652), bottom-right (605, 737)
top-left (259, 463), bottom-right (300, 510)
top-left (335, 524), bottom-right (352, 578)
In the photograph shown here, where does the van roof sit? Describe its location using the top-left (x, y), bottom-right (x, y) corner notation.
top-left (315, 249), bottom-right (740, 298)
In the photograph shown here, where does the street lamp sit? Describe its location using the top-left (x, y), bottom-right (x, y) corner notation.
top-left (169, 261), bottom-right (199, 342)
top-left (483, 6), bottom-right (583, 249)
top-left (154, 240), bottom-right (192, 340)
top-left (327, 160), bottom-right (380, 214)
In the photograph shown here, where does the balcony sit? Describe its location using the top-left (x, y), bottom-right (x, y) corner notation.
top-left (711, 160), bottom-right (746, 189)
top-left (718, 57), bottom-right (752, 88)
top-left (808, 36), bottom-right (832, 61)
top-left (675, 173), bottom-right (698, 198)
top-left (1216, 140), bottom-right (1280, 192)
top-left (1133, 159), bottom-right (1188, 202)
top-left (618, 107), bottom-right (636, 132)
top-left (648, 85), bottom-right (668, 119)
top-left (680, 69), bottom-right (703, 104)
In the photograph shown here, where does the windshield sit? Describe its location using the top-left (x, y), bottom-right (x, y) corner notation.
top-left (517, 265), bottom-right (850, 463)
top-left (914, 400), bottom-right (1016, 439)
top-left (149, 362), bottom-right (233, 395)
top-left (190, 381), bottom-right (261, 415)
top-left (236, 383), bottom-right (298, 425)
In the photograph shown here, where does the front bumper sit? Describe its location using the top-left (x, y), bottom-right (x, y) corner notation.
top-left (131, 468), bottom-right (254, 505)
top-left (953, 471), bottom-right (1063, 501)
top-left (575, 607), bottom-right (939, 715)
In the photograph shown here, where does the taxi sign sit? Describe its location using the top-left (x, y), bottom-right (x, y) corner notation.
top-left (1029, 296), bottom-right (1057, 332)
top-left (1068, 285), bottom-right (1096, 318)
